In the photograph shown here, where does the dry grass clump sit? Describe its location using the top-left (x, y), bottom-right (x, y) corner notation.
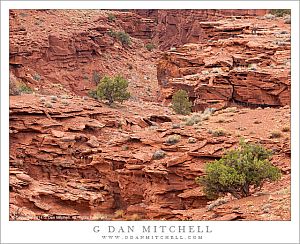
top-left (269, 131), bottom-right (282, 139)
top-left (114, 210), bottom-right (125, 218)
top-left (152, 150), bottom-right (166, 160)
top-left (281, 126), bottom-right (290, 132)
top-left (165, 134), bottom-right (181, 144)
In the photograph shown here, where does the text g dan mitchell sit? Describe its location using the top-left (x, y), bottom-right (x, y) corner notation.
top-left (93, 225), bottom-right (212, 234)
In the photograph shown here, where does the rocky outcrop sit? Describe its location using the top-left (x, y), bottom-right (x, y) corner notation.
top-left (157, 16), bottom-right (291, 111)
top-left (9, 9), bottom-right (271, 100)
top-left (9, 9), bottom-right (291, 221)
top-left (9, 10), bottom-right (159, 100)
top-left (9, 95), bottom-right (291, 220)
top-left (8, 95), bottom-right (212, 220)
top-left (132, 10), bottom-right (268, 50)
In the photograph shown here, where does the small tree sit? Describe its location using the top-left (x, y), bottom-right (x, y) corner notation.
top-left (171, 89), bottom-right (192, 115)
top-left (196, 141), bottom-right (281, 199)
top-left (108, 30), bottom-right (131, 46)
top-left (145, 43), bottom-right (155, 51)
top-left (96, 75), bottom-right (130, 105)
top-left (116, 32), bottom-right (131, 46)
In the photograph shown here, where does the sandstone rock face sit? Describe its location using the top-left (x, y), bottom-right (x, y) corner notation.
top-left (9, 10), bottom-right (159, 101)
top-left (9, 10), bottom-right (291, 221)
top-left (157, 16), bottom-right (290, 111)
top-left (9, 95), bottom-right (291, 220)
top-left (9, 95), bottom-right (213, 220)
top-left (132, 10), bottom-right (268, 50)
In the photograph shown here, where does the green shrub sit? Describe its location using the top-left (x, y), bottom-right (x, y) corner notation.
top-left (108, 30), bottom-right (131, 46)
top-left (109, 30), bottom-right (131, 45)
top-left (116, 31), bottom-right (131, 46)
top-left (269, 9), bottom-right (291, 17)
top-left (33, 73), bottom-right (41, 81)
top-left (19, 84), bottom-right (33, 94)
top-left (171, 89), bottom-right (192, 115)
top-left (212, 129), bottom-right (226, 137)
top-left (95, 75), bottom-right (130, 105)
top-left (145, 43), bottom-right (155, 51)
top-left (152, 150), bottom-right (166, 160)
top-left (196, 141), bottom-right (281, 199)
top-left (108, 13), bottom-right (116, 22)
top-left (165, 134), bottom-right (181, 145)
top-left (185, 113), bottom-right (202, 126)
top-left (108, 29), bottom-right (117, 37)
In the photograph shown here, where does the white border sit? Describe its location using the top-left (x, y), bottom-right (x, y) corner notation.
top-left (1, 1), bottom-right (299, 243)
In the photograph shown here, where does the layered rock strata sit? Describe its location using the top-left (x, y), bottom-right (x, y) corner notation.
top-left (157, 16), bottom-right (290, 110)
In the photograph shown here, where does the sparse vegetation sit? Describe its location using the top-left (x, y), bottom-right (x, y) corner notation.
top-left (122, 145), bottom-right (129, 151)
top-left (33, 73), bottom-right (41, 81)
top-left (39, 97), bottom-right (46, 103)
top-left (10, 207), bottom-right (24, 220)
top-left (211, 129), bottom-right (226, 137)
top-left (165, 134), bottom-right (181, 145)
top-left (19, 13), bottom-right (28, 18)
top-left (185, 113), bottom-right (202, 126)
top-left (94, 75), bottom-right (130, 105)
top-left (107, 13), bottom-right (116, 22)
top-left (248, 63), bottom-right (257, 71)
top-left (269, 9), bottom-right (291, 17)
top-left (270, 131), bottom-right (282, 139)
top-left (117, 31), bottom-right (131, 45)
top-left (109, 30), bottom-right (131, 46)
top-left (171, 89), bottom-right (192, 115)
top-left (172, 123), bottom-right (181, 129)
top-left (152, 150), bottom-right (166, 160)
top-left (188, 137), bottom-right (196, 143)
top-left (92, 71), bottom-right (101, 84)
top-left (264, 14), bottom-right (275, 20)
top-left (196, 140), bottom-right (282, 199)
top-left (44, 102), bottom-right (53, 108)
top-left (88, 89), bottom-right (98, 99)
top-left (61, 100), bottom-right (69, 106)
top-left (281, 126), bottom-right (290, 132)
top-left (207, 198), bottom-right (228, 211)
top-left (114, 210), bottom-right (125, 218)
top-left (19, 84), bottom-right (33, 94)
top-left (129, 214), bottom-right (141, 221)
top-left (223, 107), bottom-right (237, 113)
top-left (50, 95), bottom-right (58, 102)
top-left (145, 43), bottom-right (155, 51)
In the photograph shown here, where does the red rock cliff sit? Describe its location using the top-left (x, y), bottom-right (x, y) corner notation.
top-left (157, 15), bottom-right (290, 110)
